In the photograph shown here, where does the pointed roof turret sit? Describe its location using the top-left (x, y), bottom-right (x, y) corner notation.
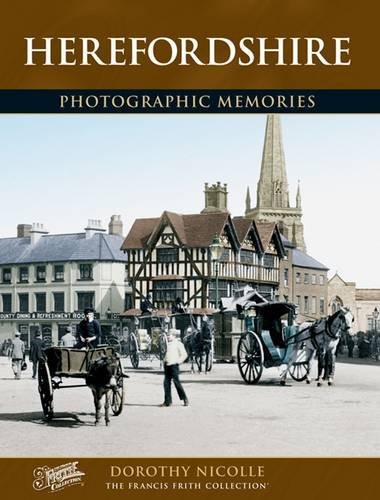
top-left (296, 180), bottom-right (302, 208)
top-left (245, 186), bottom-right (251, 213)
top-left (256, 114), bottom-right (289, 209)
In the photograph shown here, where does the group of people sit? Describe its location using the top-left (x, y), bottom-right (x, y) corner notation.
top-left (7, 308), bottom-right (103, 379)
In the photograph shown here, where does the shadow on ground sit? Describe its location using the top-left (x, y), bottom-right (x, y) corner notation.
top-left (0, 411), bottom-right (93, 427)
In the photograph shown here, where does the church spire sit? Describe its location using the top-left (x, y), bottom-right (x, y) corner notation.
top-left (245, 186), bottom-right (251, 212)
top-left (296, 180), bottom-right (302, 208)
top-left (256, 114), bottom-right (289, 209)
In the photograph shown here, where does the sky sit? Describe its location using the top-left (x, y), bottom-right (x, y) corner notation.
top-left (0, 114), bottom-right (379, 288)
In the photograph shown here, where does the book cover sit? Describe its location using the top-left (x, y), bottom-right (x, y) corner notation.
top-left (0, 1), bottom-right (379, 499)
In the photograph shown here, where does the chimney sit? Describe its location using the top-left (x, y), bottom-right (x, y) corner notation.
top-left (30, 223), bottom-right (49, 245)
top-left (17, 224), bottom-right (32, 238)
top-left (201, 182), bottom-right (229, 214)
top-left (85, 219), bottom-right (106, 239)
top-left (108, 215), bottom-right (123, 237)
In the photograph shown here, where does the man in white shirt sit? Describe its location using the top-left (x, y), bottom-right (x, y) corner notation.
top-left (161, 332), bottom-right (189, 407)
top-left (60, 326), bottom-right (76, 347)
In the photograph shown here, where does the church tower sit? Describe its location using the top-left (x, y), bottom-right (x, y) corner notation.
top-left (245, 114), bottom-right (306, 252)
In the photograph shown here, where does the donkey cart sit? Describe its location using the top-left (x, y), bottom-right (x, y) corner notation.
top-left (38, 346), bottom-right (125, 422)
top-left (237, 302), bottom-right (308, 384)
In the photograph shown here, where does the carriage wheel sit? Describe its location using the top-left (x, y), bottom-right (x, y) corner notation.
top-left (38, 361), bottom-right (54, 420)
top-left (237, 332), bottom-right (264, 384)
top-left (111, 360), bottom-right (124, 416)
top-left (129, 334), bottom-right (139, 369)
top-left (289, 346), bottom-right (309, 382)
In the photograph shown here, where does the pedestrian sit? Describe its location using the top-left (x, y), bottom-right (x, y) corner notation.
top-left (60, 326), bottom-right (76, 347)
top-left (76, 308), bottom-right (102, 348)
top-left (161, 332), bottom-right (189, 407)
top-left (29, 331), bottom-right (45, 378)
top-left (9, 331), bottom-right (25, 380)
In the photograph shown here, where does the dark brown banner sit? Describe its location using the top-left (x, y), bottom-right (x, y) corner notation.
top-left (2, 458), bottom-right (378, 499)
top-left (1, 0), bottom-right (380, 89)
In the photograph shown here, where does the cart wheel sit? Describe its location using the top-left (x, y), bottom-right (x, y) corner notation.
top-left (158, 334), bottom-right (167, 362)
top-left (129, 333), bottom-right (139, 369)
top-left (111, 360), bottom-right (124, 416)
top-left (289, 346), bottom-right (309, 382)
top-left (38, 361), bottom-right (54, 420)
top-left (237, 331), bottom-right (264, 384)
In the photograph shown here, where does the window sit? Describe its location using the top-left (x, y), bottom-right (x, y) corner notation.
top-left (284, 268), bottom-right (289, 287)
top-left (209, 280), bottom-right (229, 303)
top-left (19, 267), bottom-right (29, 283)
top-left (79, 263), bottom-right (93, 280)
top-left (157, 248), bottom-right (178, 263)
top-left (124, 293), bottom-right (133, 310)
top-left (18, 293), bottom-right (29, 313)
top-left (312, 296), bottom-right (317, 314)
top-left (304, 296), bottom-right (309, 313)
top-left (263, 254), bottom-right (275, 268)
top-left (35, 293), bottom-right (46, 312)
top-left (295, 272), bottom-right (301, 284)
top-left (153, 280), bottom-right (184, 303)
top-left (36, 265), bottom-right (46, 282)
top-left (240, 250), bottom-right (254, 264)
top-left (296, 295), bottom-right (301, 306)
top-left (2, 268), bottom-right (11, 283)
top-left (77, 292), bottom-right (95, 311)
top-left (304, 273), bottom-right (309, 284)
top-left (320, 298), bottom-right (325, 314)
top-left (53, 292), bottom-right (65, 312)
top-left (311, 274), bottom-right (317, 285)
top-left (54, 264), bottom-right (64, 281)
top-left (319, 275), bottom-right (324, 285)
top-left (1, 294), bottom-right (12, 313)
top-left (220, 249), bottom-right (230, 262)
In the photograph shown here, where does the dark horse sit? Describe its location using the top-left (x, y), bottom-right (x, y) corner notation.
top-left (85, 355), bottom-right (120, 426)
top-left (183, 316), bottom-right (214, 373)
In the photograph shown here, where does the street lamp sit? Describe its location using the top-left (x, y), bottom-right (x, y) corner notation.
top-left (210, 234), bottom-right (224, 309)
top-left (372, 307), bottom-right (379, 359)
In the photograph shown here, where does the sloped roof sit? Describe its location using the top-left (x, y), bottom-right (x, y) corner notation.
top-left (292, 248), bottom-right (328, 271)
top-left (121, 211), bottom-right (237, 250)
top-left (256, 222), bottom-right (277, 250)
top-left (232, 217), bottom-right (264, 255)
top-left (0, 232), bottom-right (128, 265)
top-left (122, 218), bottom-right (159, 249)
top-left (356, 289), bottom-right (380, 301)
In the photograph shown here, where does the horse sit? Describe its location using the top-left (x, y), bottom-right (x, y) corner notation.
top-left (183, 317), bottom-right (213, 373)
top-left (280, 307), bottom-right (354, 386)
top-left (85, 355), bottom-right (120, 426)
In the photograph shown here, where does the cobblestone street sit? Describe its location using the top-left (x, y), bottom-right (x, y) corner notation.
top-left (0, 356), bottom-right (379, 457)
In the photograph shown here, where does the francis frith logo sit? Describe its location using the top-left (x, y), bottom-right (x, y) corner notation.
top-left (33, 461), bottom-right (85, 492)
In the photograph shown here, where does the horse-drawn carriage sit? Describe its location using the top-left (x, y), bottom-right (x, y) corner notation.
top-left (120, 309), bottom-right (215, 372)
top-left (38, 346), bottom-right (125, 423)
top-left (119, 312), bottom-right (170, 368)
top-left (235, 296), bottom-right (354, 385)
top-left (236, 301), bottom-right (308, 384)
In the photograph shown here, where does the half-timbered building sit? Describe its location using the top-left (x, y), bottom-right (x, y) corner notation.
top-left (121, 211), bottom-right (284, 311)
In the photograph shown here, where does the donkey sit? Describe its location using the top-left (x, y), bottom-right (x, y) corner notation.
top-left (86, 355), bottom-right (119, 426)
top-left (280, 307), bottom-right (354, 386)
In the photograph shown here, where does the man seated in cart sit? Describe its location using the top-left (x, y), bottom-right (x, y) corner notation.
top-left (76, 308), bottom-right (102, 348)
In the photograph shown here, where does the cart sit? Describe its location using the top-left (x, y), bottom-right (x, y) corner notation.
top-left (38, 346), bottom-right (125, 420)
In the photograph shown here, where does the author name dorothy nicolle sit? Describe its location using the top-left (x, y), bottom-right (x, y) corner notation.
top-left (109, 464), bottom-right (265, 478)
top-left (59, 93), bottom-right (316, 111)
